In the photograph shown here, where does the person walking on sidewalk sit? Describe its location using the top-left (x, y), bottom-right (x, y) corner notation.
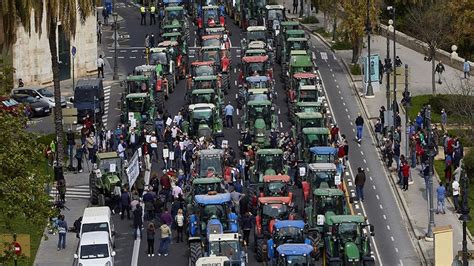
top-left (97, 21), bottom-right (103, 44)
top-left (133, 203), bottom-right (143, 239)
top-left (355, 114), bottom-right (364, 143)
top-left (435, 61), bottom-right (445, 84)
top-left (147, 222), bottom-right (156, 257)
top-left (121, 188), bottom-right (131, 220)
top-left (292, 0), bottom-right (298, 14)
top-left (140, 6), bottom-right (147, 25)
top-left (355, 167), bottom-right (366, 202)
top-left (452, 179), bottom-right (460, 213)
top-left (436, 183), bottom-right (446, 214)
top-left (401, 159), bottom-right (410, 191)
top-left (97, 55), bottom-right (105, 78)
top-left (175, 208), bottom-right (185, 243)
top-left (224, 102), bottom-right (234, 128)
top-left (57, 215), bottom-right (67, 251)
top-left (158, 222), bottom-right (171, 256)
top-left (102, 7), bottom-right (109, 25)
top-left (463, 59), bottom-right (471, 79)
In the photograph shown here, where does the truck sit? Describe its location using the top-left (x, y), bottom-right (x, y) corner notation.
top-left (73, 79), bottom-right (104, 124)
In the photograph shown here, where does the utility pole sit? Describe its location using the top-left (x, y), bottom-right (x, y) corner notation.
top-left (425, 105), bottom-right (436, 240)
top-left (460, 167), bottom-right (470, 266)
top-left (385, 25), bottom-right (391, 111)
top-left (113, 0), bottom-right (119, 80)
top-left (392, 7), bottom-right (397, 138)
top-left (365, 0), bottom-right (374, 97)
top-left (403, 64), bottom-right (413, 184)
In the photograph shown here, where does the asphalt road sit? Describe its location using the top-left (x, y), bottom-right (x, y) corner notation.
top-left (102, 2), bottom-right (420, 266)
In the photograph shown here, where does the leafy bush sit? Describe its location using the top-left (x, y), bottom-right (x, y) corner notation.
top-left (332, 40), bottom-right (352, 50)
top-left (314, 27), bottom-right (331, 38)
top-left (350, 64), bottom-right (362, 75)
top-left (301, 16), bottom-right (319, 24)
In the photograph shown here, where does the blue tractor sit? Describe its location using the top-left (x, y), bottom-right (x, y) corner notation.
top-left (267, 220), bottom-right (314, 262)
top-left (188, 193), bottom-right (239, 265)
top-left (275, 243), bottom-right (315, 265)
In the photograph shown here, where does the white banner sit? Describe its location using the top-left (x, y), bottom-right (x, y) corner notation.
top-left (127, 150), bottom-right (140, 188)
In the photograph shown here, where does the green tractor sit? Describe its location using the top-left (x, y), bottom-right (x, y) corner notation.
top-left (161, 6), bottom-right (189, 41)
top-left (185, 75), bottom-right (222, 107)
top-left (197, 5), bottom-right (226, 39)
top-left (186, 177), bottom-right (226, 207)
top-left (276, 28), bottom-right (304, 64)
top-left (161, 31), bottom-right (188, 55)
top-left (195, 149), bottom-right (225, 179)
top-left (120, 92), bottom-right (157, 132)
top-left (264, 5), bottom-right (286, 40)
top-left (240, 99), bottom-right (278, 148)
top-left (237, 75), bottom-right (273, 109)
top-left (89, 152), bottom-right (123, 206)
top-left (301, 163), bottom-right (342, 202)
top-left (188, 89), bottom-right (223, 107)
top-left (185, 103), bottom-right (224, 140)
top-left (198, 46), bottom-right (231, 94)
top-left (248, 149), bottom-right (288, 183)
top-left (296, 127), bottom-right (330, 161)
top-left (324, 215), bottom-right (375, 265)
top-left (239, 0), bottom-right (266, 29)
top-left (288, 86), bottom-right (324, 123)
top-left (150, 46), bottom-right (177, 109)
top-left (157, 40), bottom-right (188, 80)
top-left (283, 50), bottom-right (317, 85)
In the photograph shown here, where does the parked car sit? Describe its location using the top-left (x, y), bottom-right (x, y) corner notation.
top-left (74, 231), bottom-right (115, 266)
top-left (11, 93), bottom-right (51, 117)
top-left (11, 86), bottom-right (67, 108)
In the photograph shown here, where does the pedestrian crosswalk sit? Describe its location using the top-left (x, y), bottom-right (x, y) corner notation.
top-left (50, 184), bottom-right (90, 200)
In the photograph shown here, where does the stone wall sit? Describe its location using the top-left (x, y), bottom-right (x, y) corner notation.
top-left (12, 5), bottom-right (97, 86)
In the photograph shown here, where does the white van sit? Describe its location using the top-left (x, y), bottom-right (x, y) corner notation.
top-left (80, 207), bottom-right (115, 246)
top-left (74, 231), bottom-right (115, 266)
top-left (196, 256), bottom-right (230, 266)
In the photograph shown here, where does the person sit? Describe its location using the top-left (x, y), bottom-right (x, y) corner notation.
top-left (66, 129), bottom-right (75, 169)
top-left (160, 207), bottom-right (173, 226)
top-left (140, 5), bottom-right (147, 25)
top-left (240, 211), bottom-right (253, 246)
top-left (147, 223), bottom-right (156, 257)
top-left (102, 7), bottom-right (109, 25)
top-left (463, 59), bottom-right (471, 79)
top-left (97, 55), bottom-right (105, 78)
top-left (150, 34), bottom-right (155, 48)
top-left (378, 59), bottom-right (384, 83)
top-left (175, 208), bottom-right (185, 243)
top-left (75, 144), bottom-right (84, 173)
top-left (435, 61), bottom-right (445, 84)
top-left (395, 56), bottom-right (402, 67)
top-left (158, 222), bottom-right (171, 256)
top-left (97, 21), bottom-right (102, 44)
top-left (436, 183), bottom-right (446, 214)
top-left (57, 215), bottom-right (67, 251)
top-left (224, 102), bottom-right (234, 128)
top-left (150, 132), bottom-right (158, 161)
top-left (374, 119), bottom-right (383, 146)
top-left (330, 124), bottom-right (339, 145)
top-left (441, 109), bottom-right (447, 133)
top-left (121, 188), bottom-right (131, 220)
top-left (452, 179), bottom-right (460, 213)
top-left (57, 179), bottom-right (66, 203)
top-left (355, 167), bottom-right (366, 202)
top-left (401, 159), bottom-right (410, 191)
top-left (292, 0), bottom-right (298, 14)
top-left (133, 203), bottom-right (143, 239)
top-left (73, 217), bottom-right (82, 238)
top-left (355, 113), bottom-right (364, 143)
top-left (149, 5), bottom-right (156, 25)
top-left (18, 78), bottom-right (24, 87)
top-left (117, 139), bottom-right (126, 159)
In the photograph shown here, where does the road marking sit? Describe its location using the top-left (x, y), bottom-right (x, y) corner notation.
top-left (351, 193), bottom-right (355, 197)
top-left (349, 121), bottom-right (353, 125)
top-left (236, 109), bottom-right (239, 115)
top-left (391, 236), bottom-right (395, 241)
top-left (363, 159), bottom-right (367, 163)
top-left (369, 176), bottom-right (373, 181)
top-left (387, 225), bottom-right (391, 230)
top-left (104, 86), bottom-right (111, 90)
top-left (395, 248), bottom-right (399, 253)
top-left (278, 109), bottom-right (281, 115)
top-left (383, 214), bottom-right (387, 220)
top-left (118, 56), bottom-right (124, 59)
top-left (360, 151), bottom-right (364, 155)
top-left (336, 85), bottom-right (339, 88)
top-left (355, 204), bottom-right (360, 209)
top-left (234, 81), bottom-right (237, 86)
top-left (329, 68), bottom-right (333, 72)
top-left (104, 95), bottom-right (110, 99)
top-left (129, 56), bottom-right (136, 59)
top-left (342, 102), bottom-right (346, 106)
top-left (131, 50), bottom-right (138, 52)
top-left (332, 73), bottom-right (335, 77)
top-left (234, 68), bottom-right (237, 73)
top-left (376, 194), bottom-right (379, 200)
top-left (347, 115), bottom-right (350, 119)
top-left (236, 54), bottom-right (241, 57)
top-left (345, 108), bottom-right (348, 112)
top-left (237, 124), bottom-right (240, 130)
top-left (380, 204), bottom-right (383, 210)
top-left (280, 122), bottom-right (283, 128)
top-left (352, 128), bottom-right (355, 132)
top-left (320, 52), bottom-right (328, 60)
top-left (333, 54), bottom-right (337, 60)
top-left (120, 50), bottom-right (126, 53)
top-left (338, 90), bottom-right (341, 94)
top-left (189, 55), bottom-right (195, 57)
top-left (373, 185), bottom-right (376, 190)
top-left (334, 79), bottom-right (337, 82)
top-left (106, 56), bottom-right (112, 59)
top-left (235, 94), bottom-right (238, 99)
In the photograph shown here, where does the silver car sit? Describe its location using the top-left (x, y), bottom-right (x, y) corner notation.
top-left (11, 86), bottom-right (67, 108)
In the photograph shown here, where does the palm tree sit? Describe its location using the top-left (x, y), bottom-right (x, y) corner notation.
top-left (2, 0), bottom-right (95, 167)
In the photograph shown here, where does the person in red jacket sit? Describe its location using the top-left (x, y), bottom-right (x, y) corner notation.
top-left (401, 159), bottom-right (410, 191)
top-left (330, 124), bottom-right (339, 145)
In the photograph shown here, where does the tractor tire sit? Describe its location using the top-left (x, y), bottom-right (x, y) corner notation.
top-left (308, 234), bottom-right (322, 259)
top-left (256, 238), bottom-right (265, 262)
top-left (156, 92), bottom-right (165, 113)
top-left (281, 63), bottom-right (288, 83)
top-left (98, 194), bottom-right (105, 206)
top-left (167, 75), bottom-right (175, 93)
top-left (221, 73), bottom-right (230, 95)
top-left (189, 242), bottom-right (203, 266)
top-left (144, 123), bottom-right (154, 133)
top-left (89, 175), bottom-right (99, 205)
top-left (237, 87), bottom-right (246, 109)
top-left (289, 103), bottom-right (296, 124)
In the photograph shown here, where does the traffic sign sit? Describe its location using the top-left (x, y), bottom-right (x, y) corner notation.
top-left (13, 242), bottom-right (21, 256)
top-left (71, 46), bottom-right (77, 57)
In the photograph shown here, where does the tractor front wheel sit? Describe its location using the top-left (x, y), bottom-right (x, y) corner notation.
top-left (256, 238), bottom-right (266, 262)
top-left (89, 175), bottom-right (99, 205)
top-left (189, 241), bottom-right (203, 266)
top-left (221, 73), bottom-right (230, 95)
top-left (156, 92), bottom-right (165, 113)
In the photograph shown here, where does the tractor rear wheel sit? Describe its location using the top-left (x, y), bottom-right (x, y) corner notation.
top-left (256, 238), bottom-right (265, 262)
top-left (156, 92), bottom-right (165, 113)
top-left (167, 75), bottom-right (175, 93)
top-left (89, 175), bottom-right (99, 205)
top-left (237, 87), bottom-right (246, 109)
top-left (281, 63), bottom-right (288, 83)
top-left (221, 73), bottom-right (230, 95)
top-left (189, 241), bottom-right (202, 266)
top-left (98, 194), bottom-right (105, 206)
top-left (308, 234), bottom-right (322, 259)
top-left (144, 123), bottom-right (154, 133)
top-left (289, 103), bottom-right (296, 124)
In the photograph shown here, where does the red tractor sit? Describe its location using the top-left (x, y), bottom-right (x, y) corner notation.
top-left (260, 175), bottom-right (293, 203)
top-left (239, 55), bottom-right (272, 85)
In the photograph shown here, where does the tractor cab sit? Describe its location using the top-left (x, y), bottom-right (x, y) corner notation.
top-left (190, 89), bottom-right (219, 105)
top-left (187, 177), bottom-right (226, 206)
top-left (302, 163), bottom-right (341, 198)
top-left (187, 75), bottom-right (221, 101)
top-left (157, 41), bottom-right (187, 79)
top-left (295, 101), bottom-right (323, 114)
top-left (207, 233), bottom-right (248, 265)
top-left (199, 46), bottom-right (227, 71)
top-left (240, 55), bottom-right (272, 82)
top-left (288, 51), bottom-right (317, 78)
top-left (163, 6), bottom-right (186, 25)
top-left (309, 147), bottom-right (337, 164)
top-left (149, 47), bottom-right (173, 74)
top-left (243, 26), bottom-right (269, 47)
top-left (244, 75), bottom-right (272, 90)
top-left (124, 75), bottom-right (152, 94)
top-left (306, 188), bottom-right (346, 227)
top-left (275, 244), bottom-right (314, 265)
top-left (264, 5), bottom-right (285, 33)
top-left (295, 112), bottom-right (324, 135)
top-left (134, 65), bottom-right (157, 79)
top-left (242, 99), bottom-right (276, 147)
top-left (286, 37), bottom-right (309, 53)
top-left (256, 196), bottom-right (293, 238)
top-left (244, 48), bottom-right (268, 58)
top-left (325, 215), bottom-right (375, 264)
top-left (187, 103), bottom-right (223, 139)
top-left (121, 93), bottom-right (156, 132)
top-left (89, 152), bottom-right (123, 205)
top-left (262, 175), bottom-right (292, 200)
top-left (196, 149), bottom-right (225, 178)
top-left (199, 5), bottom-right (225, 29)
top-left (192, 193), bottom-right (238, 235)
top-left (297, 127), bottom-right (329, 161)
top-left (249, 149), bottom-right (286, 183)
top-left (190, 61), bottom-right (217, 77)
top-left (290, 72), bottom-right (322, 97)
top-left (267, 220), bottom-right (310, 261)
top-left (201, 34), bottom-right (224, 48)
top-left (161, 32), bottom-right (185, 46)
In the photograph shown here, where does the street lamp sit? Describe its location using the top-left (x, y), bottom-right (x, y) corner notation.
top-left (365, 0), bottom-right (374, 98)
top-left (451, 45), bottom-right (459, 60)
top-left (425, 105), bottom-right (436, 240)
top-left (386, 18), bottom-right (393, 113)
top-left (112, 0), bottom-right (119, 81)
top-left (459, 166), bottom-right (470, 266)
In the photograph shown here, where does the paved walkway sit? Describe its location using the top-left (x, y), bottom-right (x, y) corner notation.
top-left (277, 0), bottom-right (474, 264)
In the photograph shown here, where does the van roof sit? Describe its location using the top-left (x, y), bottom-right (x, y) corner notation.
top-left (80, 231), bottom-right (110, 245)
top-left (76, 79), bottom-right (103, 89)
top-left (82, 207), bottom-right (111, 224)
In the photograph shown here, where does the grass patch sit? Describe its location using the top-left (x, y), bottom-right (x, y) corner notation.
top-left (314, 28), bottom-right (332, 38)
top-left (301, 16), bottom-right (319, 24)
top-left (332, 40), bottom-right (352, 50)
top-left (408, 94), bottom-right (474, 123)
top-left (349, 64), bottom-right (362, 75)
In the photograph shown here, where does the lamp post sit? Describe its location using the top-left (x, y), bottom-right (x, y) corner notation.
top-left (112, 0), bottom-right (119, 80)
top-left (365, 0), bottom-right (374, 97)
top-left (425, 105), bottom-right (436, 240)
top-left (386, 18), bottom-right (393, 112)
top-left (459, 165), bottom-right (470, 265)
top-left (391, 7), bottom-right (397, 137)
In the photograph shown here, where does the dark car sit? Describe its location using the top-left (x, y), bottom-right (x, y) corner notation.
top-left (11, 94), bottom-right (51, 117)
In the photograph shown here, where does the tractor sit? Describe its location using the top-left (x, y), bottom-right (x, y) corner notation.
top-left (242, 26), bottom-right (270, 49)
top-left (201, 34), bottom-right (227, 49)
top-left (161, 32), bottom-right (188, 55)
top-left (248, 149), bottom-right (288, 184)
top-left (120, 92), bottom-right (156, 132)
top-left (301, 163), bottom-right (342, 203)
top-left (206, 233), bottom-right (248, 265)
top-left (288, 85), bottom-right (324, 122)
top-left (283, 50), bottom-right (317, 85)
top-left (296, 127), bottom-right (330, 162)
top-left (324, 215), bottom-right (375, 265)
top-left (160, 6), bottom-right (189, 41)
top-left (188, 192), bottom-right (239, 265)
top-left (293, 112), bottom-right (324, 136)
top-left (266, 220), bottom-right (313, 262)
top-left (89, 152), bottom-right (123, 206)
top-left (281, 37), bottom-right (310, 66)
top-left (197, 5), bottom-right (226, 38)
top-left (254, 196), bottom-right (294, 262)
top-left (275, 244), bottom-right (316, 265)
top-left (185, 103), bottom-right (224, 140)
top-left (304, 188), bottom-right (348, 255)
top-left (186, 177), bottom-right (226, 207)
top-left (157, 41), bottom-right (188, 80)
top-left (196, 256), bottom-right (230, 266)
top-left (239, 0), bottom-right (266, 29)
top-left (309, 146), bottom-right (338, 164)
top-left (237, 75), bottom-right (273, 109)
top-left (195, 149), bottom-right (225, 179)
top-left (240, 99), bottom-right (278, 148)
top-left (198, 46), bottom-right (231, 94)
top-left (261, 175), bottom-right (293, 202)
top-left (189, 61), bottom-right (217, 78)
top-left (123, 75), bottom-right (153, 95)
top-left (185, 75), bottom-right (223, 109)
top-left (264, 5), bottom-right (286, 36)
top-left (276, 28), bottom-right (305, 64)
top-left (150, 46), bottom-right (177, 107)
top-left (189, 89), bottom-right (222, 106)
top-left (239, 55), bottom-right (273, 84)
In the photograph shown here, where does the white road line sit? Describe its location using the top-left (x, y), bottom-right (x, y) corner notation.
top-left (352, 128), bottom-right (356, 132)
top-left (336, 84), bottom-right (339, 88)
top-left (131, 50), bottom-right (138, 52)
top-left (118, 56), bottom-right (124, 59)
top-left (380, 204), bottom-right (383, 210)
top-left (120, 50), bottom-right (126, 53)
top-left (361, 151), bottom-right (364, 155)
top-left (237, 124), bottom-right (240, 130)
top-left (332, 73), bottom-right (335, 77)
top-left (334, 79), bottom-right (337, 82)
top-left (234, 81), bottom-right (237, 86)
top-left (395, 248), bottom-right (399, 253)
top-left (345, 172), bottom-right (350, 175)
top-left (234, 68), bottom-right (237, 73)
top-left (189, 55), bottom-right (195, 57)
top-left (376, 194), bottom-right (379, 200)
top-left (366, 168), bottom-right (370, 172)
top-left (106, 56), bottom-right (112, 59)
top-left (387, 225), bottom-right (391, 230)
top-left (391, 236), bottom-right (395, 241)
top-left (351, 193), bottom-right (355, 197)
top-left (104, 86), bottom-right (111, 90)
top-left (329, 68), bottom-right (333, 72)
top-left (338, 90), bottom-right (341, 94)
top-left (236, 109), bottom-right (239, 115)
top-left (355, 204), bottom-right (360, 209)
top-left (130, 56), bottom-right (136, 59)
top-left (235, 94), bottom-right (238, 99)
top-left (278, 109), bottom-right (281, 115)
top-left (104, 95), bottom-right (110, 99)
top-left (369, 176), bottom-right (373, 181)
top-left (383, 214), bottom-right (387, 220)
top-left (363, 159), bottom-right (367, 163)
top-left (279, 122), bottom-right (283, 128)
top-left (347, 115), bottom-right (350, 119)
top-left (342, 102), bottom-right (346, 106)
top-left (373, 185), bottom-right (376, 190)
top-left (236, 54), bottom-right (241, 57)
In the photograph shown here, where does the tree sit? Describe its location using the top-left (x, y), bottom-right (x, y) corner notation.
top-left (0, 111), bottom-right (54, 232)
top-left (0, 58), bottom-right (15, 96)
top-left (447, 0), bottom-right (474, 59)
top-left (407, 1), bottom-right (453, 95)
top-left (339, 0), bottom-right (379, 63)
top-left (1, 0), bottom-right (95, 168)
